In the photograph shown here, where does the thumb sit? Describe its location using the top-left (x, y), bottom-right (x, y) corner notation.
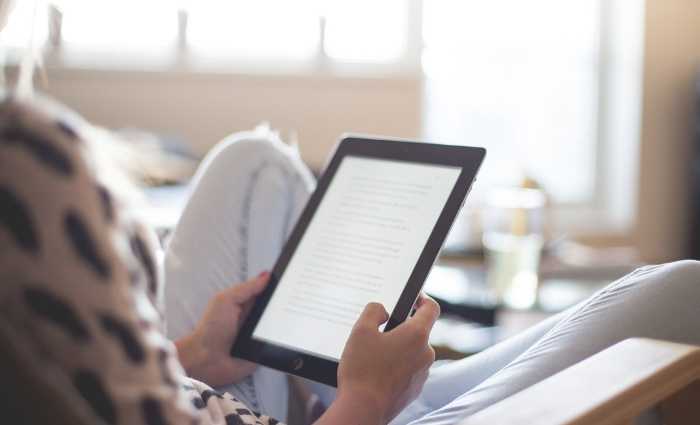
top-left (356, 302), bottom-right (389, 328)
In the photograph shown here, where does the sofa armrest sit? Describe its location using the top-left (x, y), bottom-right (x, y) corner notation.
top-left (461, 338), bottom-right (700, 425)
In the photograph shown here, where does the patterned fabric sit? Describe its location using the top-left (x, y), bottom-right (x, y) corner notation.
top-left (0, 95), bottom-right (283, 425)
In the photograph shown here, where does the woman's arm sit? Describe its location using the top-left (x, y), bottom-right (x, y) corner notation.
top-left (176, 273), bottom-right (440, 425)
top-left (174, 272), bottom-right (269, 387)
top-left (315, 391), bottom-right (386, 425)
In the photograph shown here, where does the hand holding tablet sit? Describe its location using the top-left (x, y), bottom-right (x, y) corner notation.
top-left (338, 295), bottom-right (441, 422)
top-left (232, 136), bottom-right (485, 386)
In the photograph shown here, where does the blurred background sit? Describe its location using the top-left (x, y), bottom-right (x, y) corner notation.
top-left (5, 0), bottom-right (699, 354)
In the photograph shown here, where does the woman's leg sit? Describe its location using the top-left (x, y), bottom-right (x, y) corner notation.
top-left (405, 260), bottom-right (700, 425)
top-left (163, 126), bottom-right (315, 421)
top-left (390, 310), bottom-right (563, 424)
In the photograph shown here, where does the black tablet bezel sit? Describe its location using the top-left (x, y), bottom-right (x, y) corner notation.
top-left (231, 135), bottom-right (485, 387)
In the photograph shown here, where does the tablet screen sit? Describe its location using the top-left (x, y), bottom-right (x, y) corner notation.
top-left (252, 155), bottom-right (461, 360)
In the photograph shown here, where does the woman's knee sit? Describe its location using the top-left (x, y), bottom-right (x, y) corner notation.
top-left (613, 260), bottom-right (700, 319)
top-left (663, 259), bottom-right (700, 273)
top-left (581, 260), bottom-right (700, 323)
top-left (653, 260), bottom-right (700, 291)
top-left (200, 127), bottom-right (313, 187)
top-left (212, 132), bottom-right (283, 164)
top-left (624, 260), bottom-right (700, 344)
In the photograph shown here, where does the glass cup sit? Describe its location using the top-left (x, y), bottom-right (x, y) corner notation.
top-left (482, 188), bottom-right (546, 309)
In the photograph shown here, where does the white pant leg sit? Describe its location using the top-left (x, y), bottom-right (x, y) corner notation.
top-left (407, 260), bottom-right (700, 424)
top-left (163, 128), bottom-right (314, 421)
top-left (391, 310), bottom-right (563, 424)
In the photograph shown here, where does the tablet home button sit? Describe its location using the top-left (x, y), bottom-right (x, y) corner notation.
top-left (292, 358), bottom-right (304, 371)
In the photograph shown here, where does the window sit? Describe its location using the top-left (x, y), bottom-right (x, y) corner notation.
top-left (426, 0), bottom-right (644, 241)
top-left (0, 0), bottom-right (48, 50)
top-left (423, 0), bottom-right (601, 204)
top-left (59, 0), bottom-right (178, 52)
top-left (17, 0), bottom-right (411, 68)
top-left (186, 1), bottom-right (319, 61)
top-left (323, 0), bottom-right (408, 63)
top-left (4, 0), bottom-right (643, 235)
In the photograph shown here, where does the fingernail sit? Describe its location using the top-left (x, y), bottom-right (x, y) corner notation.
top-left (258, 271), bottom-right (270, 279)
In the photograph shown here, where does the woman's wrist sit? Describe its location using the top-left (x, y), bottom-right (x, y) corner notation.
top-left (316, 388), bottom-right (387, 425)
top-left (175, 332), bottom-right (206, 380)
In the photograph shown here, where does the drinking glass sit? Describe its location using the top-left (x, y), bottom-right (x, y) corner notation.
top-left (482, 188), bottom-right (546, 309)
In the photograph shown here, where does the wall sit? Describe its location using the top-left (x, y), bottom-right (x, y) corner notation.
top-left (636, 0), bottom-right (700, 261)
top-left (43, 69), bottom-right (421, 168)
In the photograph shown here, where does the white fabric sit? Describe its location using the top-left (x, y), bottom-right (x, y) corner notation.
top-left (164, 128), bottom-right (314, 421)
top-left (164, 131), bottom-right (700, 424)
top-left (402, 261), bottom-right (700, 424)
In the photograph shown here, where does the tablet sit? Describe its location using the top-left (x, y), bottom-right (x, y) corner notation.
top-left (231, 135), bottom-right (485, 386)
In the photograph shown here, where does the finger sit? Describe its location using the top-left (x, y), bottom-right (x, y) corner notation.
top-left (226, 271), bottom-right (270, 304)
top-left (407, 368), bottom-right (430, 403)
top-left (416, 366), bottom-right (430, 382)
top-left (239, 296), bottom-right (260, 322)
top-left (240, 299), bottom-right (254, 319)
top-left (416, 368), bottom-right (430, 388)
top-left (230, 358), bottom-right (257, 371)
top-left (409, 292), bottom-right (427, 316)
top-left (407, 295), bottom-right (440, 330)
top-left (355, 302), bottom-right (389, 328)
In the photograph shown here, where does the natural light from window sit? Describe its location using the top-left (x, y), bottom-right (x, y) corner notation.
top-left (59, 0), bottom-right (178, 51)
top-left (36, 0), bottom-right (409, 65)
top-left (3, 0), bottom-right (616, 209)
top-left (0, 0), bottom-right (47, 49)
top-left (323, 0), bottom-right (407, 63)
top-left (423, 0), bottom-right (601, 204)
top-left (187, 1), bottom-right (319, 61)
